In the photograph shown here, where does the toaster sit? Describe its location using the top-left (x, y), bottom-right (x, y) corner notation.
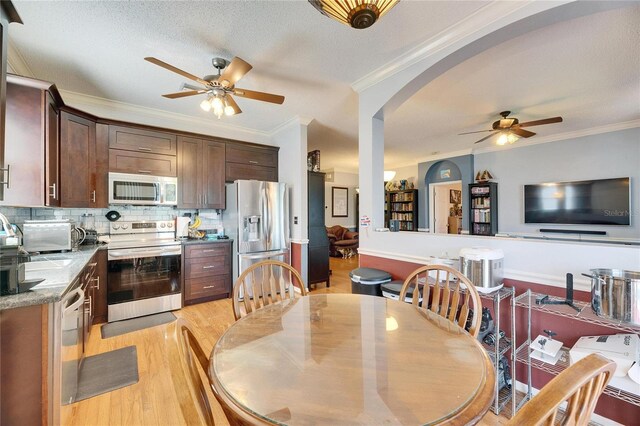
top-left (23, 220), bottom-right (76, 252)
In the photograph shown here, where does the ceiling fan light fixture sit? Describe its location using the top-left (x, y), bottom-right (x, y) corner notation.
top-left (497, 132), bottom-right (519, 146)
top-left (309, 0), bottom-right (399, 29)
top-left (224, 99), bottom-right (235, 116)
top-left (200, 98), bottom-right (212, 112)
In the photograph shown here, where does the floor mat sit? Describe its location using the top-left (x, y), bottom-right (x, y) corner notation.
top-left (101, 312), bottom-right (176, 339)
top-left (74, 346), bottom-right (139, 403)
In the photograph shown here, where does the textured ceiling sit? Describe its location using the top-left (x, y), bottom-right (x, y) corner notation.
top-left (9, 2), bottom-right (640, 173)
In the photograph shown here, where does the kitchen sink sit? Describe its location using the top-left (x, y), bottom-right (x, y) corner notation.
top-left (25, 258), bottom-right (75, 287)
top-left (24, 258), bottom-right (73, 271)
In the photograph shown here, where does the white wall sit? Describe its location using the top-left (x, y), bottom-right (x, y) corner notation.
top-left (325, 171), bottom-right (358, 229)
top-left (272, 118), bottom-right (312, 241)
top-left (474, 128), bottom-right (640, 238)
top-left (390, 164), bottom-right (419, 188)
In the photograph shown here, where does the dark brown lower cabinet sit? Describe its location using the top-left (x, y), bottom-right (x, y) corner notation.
top-left (183, 242), bottom-right (232, 305)
top-left (92, 249), bottom-right (108, 324)
top-left (0, 304), bottom-right (48, 426)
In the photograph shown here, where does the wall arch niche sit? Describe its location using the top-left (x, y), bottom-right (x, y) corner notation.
top-left (420, 156), bottom-right (473, 231)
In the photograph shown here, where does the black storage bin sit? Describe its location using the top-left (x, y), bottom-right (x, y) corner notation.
top-left (350, 268), bottom-right (392, 297)
top-left (382, 280), bottom-right (421, 302)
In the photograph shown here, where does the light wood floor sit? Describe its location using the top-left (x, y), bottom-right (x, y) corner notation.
top-left (69, 256), bottom-right (507, 425)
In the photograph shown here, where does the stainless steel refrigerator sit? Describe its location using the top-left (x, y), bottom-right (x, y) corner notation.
top-left (223, 180), bottom-right (289, 280)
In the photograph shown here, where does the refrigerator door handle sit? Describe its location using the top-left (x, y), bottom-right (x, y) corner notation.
top-left (239, 250), bottom-right (289, 260)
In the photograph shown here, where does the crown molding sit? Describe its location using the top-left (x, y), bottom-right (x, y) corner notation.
top-left (472, 119), bottom-right (640, 155)
top-left (351, 1), bottom-right (568, 93)
top-left (58, 89), bottom-right (276, 143)
top-left (268, 115), bottom-right (315, 136)
top-left (7, 40), bottom-right (35, 78)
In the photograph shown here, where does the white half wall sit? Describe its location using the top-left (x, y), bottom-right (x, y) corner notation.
top-left (359, 231), bottom-right (640, 292)
top-left (272, 117), bottom-right (313, 241)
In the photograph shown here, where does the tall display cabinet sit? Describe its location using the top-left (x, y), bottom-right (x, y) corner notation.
top-left (308, 171), bottom-right (330, 287)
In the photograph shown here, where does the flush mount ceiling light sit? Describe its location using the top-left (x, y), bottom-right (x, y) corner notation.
top-left (309, 0), bottom-right (400, 29)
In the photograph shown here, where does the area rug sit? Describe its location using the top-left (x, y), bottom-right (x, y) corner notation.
top-left (74, 346), bottom-right (139, 402)
top-left (101, 312), bottom-right (176, 339)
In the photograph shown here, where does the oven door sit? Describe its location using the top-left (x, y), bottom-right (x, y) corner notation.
top-left (107, 245), bottom-right (181, 321)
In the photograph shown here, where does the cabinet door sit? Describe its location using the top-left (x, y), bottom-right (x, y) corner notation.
top-left (108, 124), bottom-right (177, 155)
top-left (0, 83), bottom-right (45, 207)
top-left (109, 149), bottom-right (177, 177)
top-left (45, 93), bottom-right (59, 206)
top-left (92, 124), bottom-right (109, 207)
top-left (177, 136), bottom-right (202, 208)
top-left (202, 140), bottom-right (225, 209)
top-left (92, 250), bottom-right (108, 324)
top-left (226, 143), bottom-right (278, 167)
top-left (225, 162), bottom-right (277, 183)
top-left (60, 112), bottom-right (95, 207)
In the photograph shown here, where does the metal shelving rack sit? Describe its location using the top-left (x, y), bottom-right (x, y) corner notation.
top-left (511, 289), bottom-right (640, 414)
top-left (478, 286), bottom-right (514, 416)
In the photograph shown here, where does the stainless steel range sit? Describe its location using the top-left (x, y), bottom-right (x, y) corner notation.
top-left (107, 220), bottom-right (181, 322)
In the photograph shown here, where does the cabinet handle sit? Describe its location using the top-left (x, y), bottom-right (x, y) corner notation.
top-left (249, 160), bottom-right (258, 164)
top-left (204, 195), bottom-right (207, 205)
top-left (91, 190), bottom-right (96, 203)
top-left (202, 265), bottom-right (215, 269)
top-left (49, 182), bottom-right (57, 199)
top-left (88, 295), bottom-right (92, 317)
top-left (203, 285), bottom-right (216, 289)
top-left (0, 164), bottom-right (11, 188)
top-left (138, 147), bottom-right (152, 152)
top-left (92, 276), bottom-right (100, 290)
top-left (138, 170), bottom-right (152, 174)
top-left (202, 249), bottom-right (217, 253)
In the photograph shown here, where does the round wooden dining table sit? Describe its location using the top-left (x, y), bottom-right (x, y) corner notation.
top-left (208, 293), bottom-right (495, 425)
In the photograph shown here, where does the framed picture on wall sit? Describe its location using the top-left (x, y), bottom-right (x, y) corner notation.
top-left (450, 189), bottom-right (461, 204)
top-left (332, 187), bottom-right (348, 217)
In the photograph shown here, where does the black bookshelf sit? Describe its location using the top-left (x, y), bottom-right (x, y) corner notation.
top-left (469, 182), bottom-right (498, 236)
top-left (385, 189), bottom-right (418, 231)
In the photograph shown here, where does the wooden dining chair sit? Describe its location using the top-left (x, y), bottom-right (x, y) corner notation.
top-left (167, 318), bottom-right (217, 426)
top-left (507, 353), bottom-right (616, 426)
top-left (232, 260), bottom-right (307, 320)
top-left (399, 264), bottom-right (482, 337)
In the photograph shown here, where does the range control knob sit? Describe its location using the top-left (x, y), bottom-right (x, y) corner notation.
top-left (160, 223), bottom-right (166, 228)
top-left (121, 223), bottom-right (129, 230)
top-left (167, 222), bottom-right (173, 228)
top-left (112, 224), bottom-right (120, 230)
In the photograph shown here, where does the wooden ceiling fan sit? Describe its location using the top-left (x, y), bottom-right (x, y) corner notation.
top-left (460, 111), bottom-right (563, 145)
top-left (144, 56), bottom-right (284, 118)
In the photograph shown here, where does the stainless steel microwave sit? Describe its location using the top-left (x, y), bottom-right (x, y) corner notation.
top-left (108, 172), bottom-right (178, 206)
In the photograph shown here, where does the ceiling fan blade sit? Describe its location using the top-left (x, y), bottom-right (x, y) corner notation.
top-left (474, 132), bottom-right (499, 144)
top-left (511, 128), bottom-right (536, 138)
top-left (181, 83), bottom-right (205, 91)
top-left (225, 95), bottom-right (243, 115)
top-left (162, 90), bottom-right (206, 99)
top-left (218, 57), bottom-right (252, 88)
top-left (145, 57), bottom-right (211, 87)
top-left (459, 129), bottom-right (495, 135)
top-left (234, 88), bottom-right (285, 104)
top-left (518, 117), bottom-right (563, 128)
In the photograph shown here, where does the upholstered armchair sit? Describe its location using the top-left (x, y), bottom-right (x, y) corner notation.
top-left (326, 225), bottom-right (359, 257)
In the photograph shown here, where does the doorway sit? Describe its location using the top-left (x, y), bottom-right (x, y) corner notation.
top-left (429, 181), bottom-right (462, 234)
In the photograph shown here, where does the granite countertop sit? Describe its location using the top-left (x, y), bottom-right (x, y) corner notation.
top-left (0, 245), bottom-right (102, 311)
top-left (180, 238), bottom-right (233, 245)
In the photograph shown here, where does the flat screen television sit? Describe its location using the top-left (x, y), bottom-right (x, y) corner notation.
top-left (524, 177), bottom-right (630, 225)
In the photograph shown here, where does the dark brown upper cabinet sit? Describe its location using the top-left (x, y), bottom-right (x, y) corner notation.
top-left (60, 110), bottom-right (107, 208)
top-left (225, 142), bottom-right (278, 183)
top-left (0, 2), bottom-right (22, 202)
top-left (108, 125), bottom-right (177, 155)
top-left (178, 136), bottom-right (225, 209)
top-left (0, 75), bottom-right (62, 207)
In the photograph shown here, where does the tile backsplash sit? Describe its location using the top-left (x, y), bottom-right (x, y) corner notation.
top-left (0, 206), bottom-right (221, 234)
